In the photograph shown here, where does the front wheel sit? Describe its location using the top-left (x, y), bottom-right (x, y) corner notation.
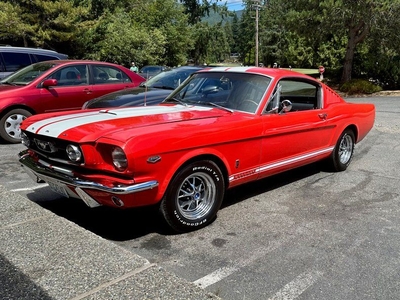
top-left (0, 109), bottom-right (32, 144)
top-left (329, 129), bottom-right (355, 171)
top-left (160, 160), bottom-right (225, 232)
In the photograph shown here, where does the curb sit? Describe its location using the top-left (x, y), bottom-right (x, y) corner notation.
top-left (0, 185), bottom-right (220, 300)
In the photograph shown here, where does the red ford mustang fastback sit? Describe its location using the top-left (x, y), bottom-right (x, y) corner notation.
top-left (19, 67), bottom-right (375, 232)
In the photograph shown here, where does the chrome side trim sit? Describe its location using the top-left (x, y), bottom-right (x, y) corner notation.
top-left (229, 147), bottom-right (334, 182)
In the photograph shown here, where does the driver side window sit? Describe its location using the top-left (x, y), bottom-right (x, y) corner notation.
top-left (266, 79), bottom-right (320, 113)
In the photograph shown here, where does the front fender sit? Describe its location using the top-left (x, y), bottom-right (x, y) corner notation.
top-left (152, 147), bottom-right (231, 201)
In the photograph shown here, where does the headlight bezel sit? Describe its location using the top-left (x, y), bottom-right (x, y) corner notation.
top-left (112, 146), bottom-right (128, 171)
top-left (66, 144), bottom-right (82, 162)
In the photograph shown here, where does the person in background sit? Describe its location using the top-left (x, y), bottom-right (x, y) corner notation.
top-left (130, 62), bottom-right (138, 73)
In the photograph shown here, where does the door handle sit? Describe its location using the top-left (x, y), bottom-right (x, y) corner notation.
top-left (83, 88), bottom-right (93, 94)
top-left (318, 113), bottom-right (327, 120)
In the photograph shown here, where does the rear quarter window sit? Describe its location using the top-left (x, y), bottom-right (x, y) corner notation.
top-left (1, 52), bottom-right (32, 72)
top-left (33, 54), bottom-right (60, 62)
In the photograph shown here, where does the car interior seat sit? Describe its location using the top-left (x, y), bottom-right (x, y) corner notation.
top-left (66, 71), bottom-right (77, 80)
top-left (98, 72), bottom-right (108, 81)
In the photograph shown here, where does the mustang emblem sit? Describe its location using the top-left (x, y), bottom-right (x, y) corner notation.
top-left (34, 139), bottom-right (57, 153)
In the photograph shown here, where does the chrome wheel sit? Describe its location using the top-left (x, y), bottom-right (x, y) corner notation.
top-left (329, 129), bottom-right (355, 172)
top-left (160, 160), bottom-right (225, 232)
top-left (176, 172), bottom-right (216, 220)
top-left (338, 133), bottom-right (354, 165)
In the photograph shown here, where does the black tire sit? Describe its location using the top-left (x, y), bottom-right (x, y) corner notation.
top-left (329, 129), bottom-right (355, 172)
top-left (0, 109), bottom-right (32, 144)
top-left (160, 160), bottom-right (225, 232)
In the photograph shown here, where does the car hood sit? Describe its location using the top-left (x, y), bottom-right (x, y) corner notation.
top-left (0, 84), bottom-right (23, 93)
top-left (22, 105), bottom-right (225, 143)
top-left (85, 87), bottom-right (172, 108)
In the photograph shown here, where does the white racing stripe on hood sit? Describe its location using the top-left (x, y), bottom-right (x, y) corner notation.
top-left (26, 105), bottom-right (212, 137)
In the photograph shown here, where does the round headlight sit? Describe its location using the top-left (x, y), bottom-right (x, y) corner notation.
top-left (112, 146), bottom-right (127, 171)
top-left (21, 132), bottom-right (30, 147)
top-left (66, 144), bottom-right (82, 162)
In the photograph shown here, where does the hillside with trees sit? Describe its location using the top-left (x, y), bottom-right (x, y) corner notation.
top-left (1, 0), bottom-right (400, 88)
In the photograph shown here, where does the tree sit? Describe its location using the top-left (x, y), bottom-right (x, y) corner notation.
top-left (0, 2), bottom-right (33, 46)
top-left (229, 14), bottom-right (240, 55)
top-left (179, 0), bottom-right (227, 25)
top-left (285, 0), bottom-right (400, 83)
top-left (0, 0), bottom-right (89, 50)
top-left (135, 0), bottom-right (193, 67)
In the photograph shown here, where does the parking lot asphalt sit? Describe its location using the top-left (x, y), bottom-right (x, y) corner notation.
top-left (0, 184), bottom-right (219, 300)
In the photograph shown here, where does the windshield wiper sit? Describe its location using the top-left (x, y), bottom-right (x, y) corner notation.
top-left (163, 97), bottom-right (188, 106)
top-left (152, 85), bottom-right (175, 90)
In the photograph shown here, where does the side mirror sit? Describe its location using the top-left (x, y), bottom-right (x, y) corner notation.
top-left (279, 99), bottom-right (292, 114)
top-left (42, 79), bottom-right (58, 88)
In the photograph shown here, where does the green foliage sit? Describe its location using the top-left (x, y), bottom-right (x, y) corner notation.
top-left (0, 0), bottom-right (89, 48)
top-left (1, 0), bottom-right (400, 89)
top-left (79, 9), bottom-right (167, 66)
top-left (339, 79), bottom-right (382, 95)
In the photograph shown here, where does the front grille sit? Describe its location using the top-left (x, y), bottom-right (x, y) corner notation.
top-left (23, 131), bottom-right (85, 165)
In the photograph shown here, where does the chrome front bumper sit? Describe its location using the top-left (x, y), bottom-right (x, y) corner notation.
top-left (19, 150), bottom-right (159, 208)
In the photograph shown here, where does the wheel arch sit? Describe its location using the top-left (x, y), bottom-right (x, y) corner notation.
top-left (344, 124), bottom-right (358, 142)
top-left (0, 104), bottom-right (36, 118)
top-left (177, 154), bottom-right (229, 186)
top-left (157, 152), bottom-right (230, 201)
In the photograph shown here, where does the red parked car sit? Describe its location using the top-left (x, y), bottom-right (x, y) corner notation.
top-left (0, 60), bottom-right (145, 143)
top-left (19, 67), bottom-right (375, 232)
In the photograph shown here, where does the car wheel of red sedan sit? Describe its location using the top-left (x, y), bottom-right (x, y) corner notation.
top-left (0, 109), bottom-right (32, 144)
top-left (160, 160), bottom-right (225, 232)
top-left (330, 129), bottom-right (355, 172)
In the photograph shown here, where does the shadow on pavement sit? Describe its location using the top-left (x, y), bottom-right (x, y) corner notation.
top-left (25, 162), bottom-right (322, 241)
top-left (0, 255), bottom-right (53, 300)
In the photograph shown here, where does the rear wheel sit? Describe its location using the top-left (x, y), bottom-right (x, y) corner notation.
top-left (329, 129), bottom-right (355, 171)
top-left (160, 160), bottom-right (225, 232)
top-left (0, 109), bottom-right (32, 144)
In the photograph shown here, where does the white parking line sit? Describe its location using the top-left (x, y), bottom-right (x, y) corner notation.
top-left (267, 270), bottom-right (323, 300)
top-left (11, 185), bottom-right (47, 192)
top-left (193, 240), bottom-right (283, 288)
top-left (193, 266), bottom-right (238, 287)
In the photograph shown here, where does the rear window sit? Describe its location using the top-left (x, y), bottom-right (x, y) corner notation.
top-left (33, 54), bottom-right (60, 63)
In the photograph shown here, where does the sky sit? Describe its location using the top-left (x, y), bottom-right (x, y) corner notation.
top-left (225, 0), bottom-right (244, 11)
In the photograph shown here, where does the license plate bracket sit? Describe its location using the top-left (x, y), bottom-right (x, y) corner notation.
top-left (48, 181), bottom-right (70, 198)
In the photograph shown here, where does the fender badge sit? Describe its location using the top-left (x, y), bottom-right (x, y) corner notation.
top-left (147, 156), bottom-right (161, 164)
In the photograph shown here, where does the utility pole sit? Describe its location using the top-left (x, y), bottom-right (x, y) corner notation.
top-left (252, 0), bottom-right (261, 67)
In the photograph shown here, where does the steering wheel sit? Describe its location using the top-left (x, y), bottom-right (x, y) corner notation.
top-left (237, 99), bottom-right (259, 112)
top-left (243, 99), bottom-right (258, 106)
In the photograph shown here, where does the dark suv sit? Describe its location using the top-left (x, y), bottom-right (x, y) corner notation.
top-left (0, 46), bottom-right (68, 79)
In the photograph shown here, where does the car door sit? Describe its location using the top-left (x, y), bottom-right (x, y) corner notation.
top-left (89, 64), bottom-right (136, 99)
top-left (258, 78), bottom-right (335, 178)
top-left (37, 64), bottom-right (95, 112)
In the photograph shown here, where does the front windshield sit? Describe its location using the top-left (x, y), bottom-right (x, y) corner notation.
top-left (143, 68), bottom-right (199, 89)
top-left (165, 72), bottom-right (272, 113)
top-left (0, 62), bottom-right (56, 85)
